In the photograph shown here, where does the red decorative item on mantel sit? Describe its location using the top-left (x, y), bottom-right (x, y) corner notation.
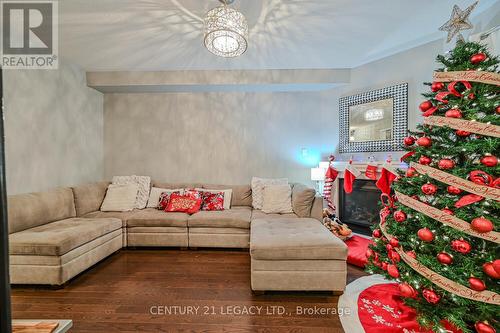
top-left (375, 159), bottom-right (398, 195)
top-left (365, 164), bottom-right (378, 180)
top-left (343, 160), bottom-right (361, 194)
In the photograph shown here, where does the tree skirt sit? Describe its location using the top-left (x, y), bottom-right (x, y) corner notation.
top-left (338, 275), bottom-right (461, 333)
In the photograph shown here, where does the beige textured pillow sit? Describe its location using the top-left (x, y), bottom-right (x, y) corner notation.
top-left (196, 188), bottom-right (232, 210)
top-left (112, 175), bottom-right (151, 209)
top-left (146, 187), bottom-right (184, 208)
top-left (291, 183), bottom-right (317, 217)
top-left (251, 177), bottom-right (288, 209)
top-left (100, 184), bottom-right (139, 212)
top-left (262, 184), bottom-right (293, 214)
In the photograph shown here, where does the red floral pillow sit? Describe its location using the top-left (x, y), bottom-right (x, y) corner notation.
top-left (158, 191), bottom-right (181, 210)
top-left (165, 193), bottom-right (202, 214)
top-left (184, 189), bottom-right (202, 200)
top-left (201, 192), bottom-right (224, 211)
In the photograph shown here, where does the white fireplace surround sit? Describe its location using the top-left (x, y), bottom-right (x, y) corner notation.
top-left (328, 161), bottom-right (407, 214)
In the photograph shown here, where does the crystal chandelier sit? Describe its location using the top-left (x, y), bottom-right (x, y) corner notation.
top-left (204, 0), bottom-right (248, 58)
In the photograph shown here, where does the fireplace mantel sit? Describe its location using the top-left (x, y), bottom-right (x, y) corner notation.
top-left (330, 161), bottom-right (407, 179)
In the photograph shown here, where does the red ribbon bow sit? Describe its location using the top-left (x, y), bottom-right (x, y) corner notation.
top-left (424, 80), bottom-right (472, 117)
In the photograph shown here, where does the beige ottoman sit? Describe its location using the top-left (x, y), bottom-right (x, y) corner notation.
top-left (250, 218), bottom-right (347, 292)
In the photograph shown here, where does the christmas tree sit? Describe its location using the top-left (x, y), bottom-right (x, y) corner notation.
top-left (367, 41), bottom-right (499, 333)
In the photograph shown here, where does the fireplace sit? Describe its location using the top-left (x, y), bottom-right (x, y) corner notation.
top-left (339, 179), bottom-right (380, 235)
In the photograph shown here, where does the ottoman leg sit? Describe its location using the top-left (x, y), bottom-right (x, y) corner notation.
top-left (332, 290), bottom-right (344, 296)
top-left (252, 290), bottom-right (266, 296)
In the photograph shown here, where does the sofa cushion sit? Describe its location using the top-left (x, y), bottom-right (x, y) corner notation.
top-left (262, 185), bottom-right (293, 214)
top-left (188, 207), bottom-right (252, 229)
top-left (250, 218), bottom-right (347, 260)
top-left (9, 217), bottom-right (122, 256)
top-left (291, 183), bottom-right (316, 218)
top-left (201, 184), bottom-right (252, 207)
top-left (83, 211), bottom-right (138, 227)
top-left (251, 210), bottom-right (298, 220)
top-left (126, 208), bottom-right (188, 227)
top-left (100, 184), bottom-right (138, 212)
top-left (72, 181), bottom-right (110, 216)
top-left (8, 187), bottom-right (76, 234)
top-left (251, 177), bottom-right (288, 209)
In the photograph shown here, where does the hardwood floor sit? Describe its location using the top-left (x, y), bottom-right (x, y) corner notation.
top-left (11, 249), bottom-right (368, 333)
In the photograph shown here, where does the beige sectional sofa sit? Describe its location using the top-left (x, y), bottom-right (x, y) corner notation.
top-left (8, 181), bottom-right (347, 293)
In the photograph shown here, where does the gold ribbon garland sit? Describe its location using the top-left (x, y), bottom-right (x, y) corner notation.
top-left (424, 116), bottom-right (500, 138)
top-left (433, 70), bottom-right (500, 85)
top-left (395, 191), bottom-right (499, 243)
top-left (379, 222), bottom-right (500, 305)
top-left (410, 163), bottom-right (500, 201)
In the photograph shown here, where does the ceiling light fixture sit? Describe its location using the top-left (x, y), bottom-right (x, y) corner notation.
top-left (204, 0), bottom-right (248, 58)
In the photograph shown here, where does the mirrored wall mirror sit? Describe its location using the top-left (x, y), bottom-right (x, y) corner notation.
top-left (339, 83), bottom-right (408, 153)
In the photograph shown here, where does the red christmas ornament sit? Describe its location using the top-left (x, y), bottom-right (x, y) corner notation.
top-left (447, 185), bottom-right (462, 195)
top-left (406, 167), bottom-right (418, 177)
top-left (381, 262), bottom-right (388, 271)
top-left (390, 251), bottom-right (401, 263)
top-left (437, 252), bottom-right (453, 265)
top-left (419, 100), bottom-right (433, 112)
top-left (372, 229), bottom-right (382, 238)
top-left (474, 321), bottom-right (496, 333)
top-left (389, 238), bottom-right (399, 248)
top-left (481, 155), bottom-right (498, 167)
top-left (431, 81), bottom-right (445, 92)
top-left (393, 210), bottom-right (407, 223)
top-left (451, 239), bottom-right (471, 254)
top-left (365, 248), bottom-right (374, 258)
top-left (438, 158), bottom-right (455, 170)
top-left (442, 207), bottom-right (454, 215)
top-left (470, 52), bottom-right (487, 64)
top-left (482, 262), bottom-right (500, 279)
top-left (406, 250), bottom-right (417, 259)
top-left (469, 277), bottom-right (486, 291)
top-left (419, 156), bottom-right (432, 165)
top-left (493, 259), bottom-right (500, 276)
top-left (417, 228), bottom-right (434, 242)
top-left (445, 109), bottom-right (463, 118)
top-left (399, 283), bottom-right (417, 298)
top-left (496, 105), bottom-right (500, 114)
top-left (468, 93), bottom-right (475, 100)
top-left (403, 136), bottom-right (415, 146)
top-left (417, 136), bottom-right (432, 147)
top-left (471, 217), bottom-right (494, 233)
top-left (456, 130), bottom-right (471, 137)
top-left (387, 264), bottom-right (399, 278)
top-left (386, 243), bottom-right (393, 252)
top-left (421, 183), bottom-right (438, 195)
top-left (422, 288), bottom-right (440, 304)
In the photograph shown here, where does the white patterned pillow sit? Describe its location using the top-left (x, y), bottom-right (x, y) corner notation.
top-left (195, 188), bottom-right (232, 210)
top-left (251, 177), bottom-right (288, 209)
top-left (262, 184), bottom-right (293, 214)
top-left (101, 184), bottom-right (139, 212)
top-left (112, 175), bottom-right (151, 209)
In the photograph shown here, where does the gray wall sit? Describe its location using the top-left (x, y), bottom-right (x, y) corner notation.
top-left (104, 90), bottom-right (338, 186)
top-left (4, 60), bottom-right (104, 194)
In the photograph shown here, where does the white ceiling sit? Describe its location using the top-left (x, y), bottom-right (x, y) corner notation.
top-left (59, 0), bottom-right (499, 71)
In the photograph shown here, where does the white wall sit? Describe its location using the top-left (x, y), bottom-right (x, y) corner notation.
top-left (4, 60), bottom-right (104, 194)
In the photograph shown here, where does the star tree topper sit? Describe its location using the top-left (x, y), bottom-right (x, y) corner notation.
top-left (439, 1), bottom-right (478, 43)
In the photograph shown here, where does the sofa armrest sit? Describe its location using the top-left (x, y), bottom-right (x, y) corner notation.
top-left (310, 195), bottom-right (324, 221)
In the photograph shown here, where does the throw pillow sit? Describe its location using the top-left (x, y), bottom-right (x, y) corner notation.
top-left (261, 184), bottom-right (293, 214)
top-left (147, 187), bottom-right (184, 208)
top-left (184, 189), bottom-right (202, 200)
top-left (251, 177), bottom-right (288, 209)
top-left (112, 175), bottom-right (151, 209)
top-left (158, 190), bottom-right (182, 210)
top-left (165, 193), bottom-right (202, 214)
top-left (195, 188), bottom-right (232, 210)
top-left (100, 184), bottom-right (139, 212)
top-left (201, 192), bottom-right (225, 211)
top-left (291, 183), bottom-right (316, 217)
